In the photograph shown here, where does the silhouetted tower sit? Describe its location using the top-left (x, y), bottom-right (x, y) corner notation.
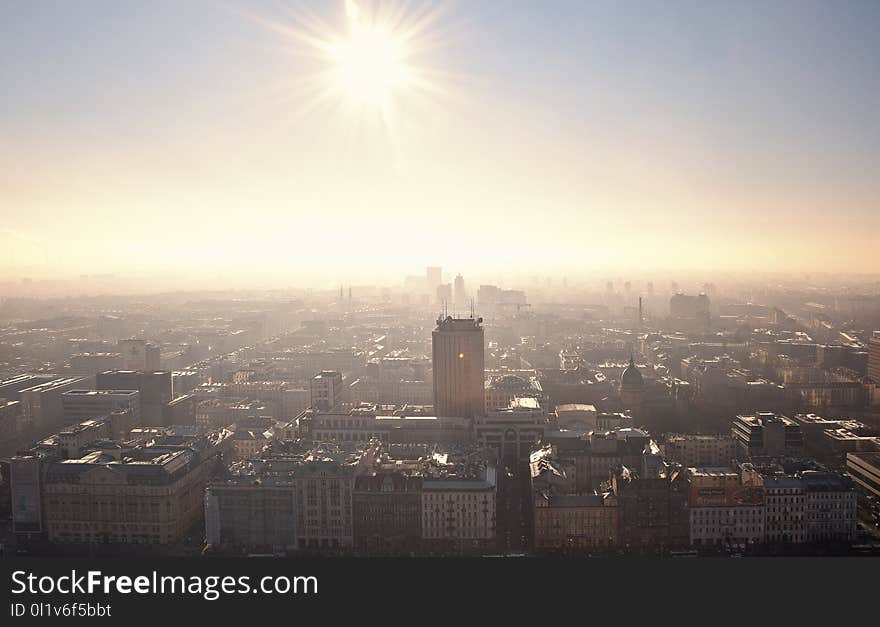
top-left (432, 315), bottom-right (485, 418)
top-left (453, 273), bottom-right (466, 314)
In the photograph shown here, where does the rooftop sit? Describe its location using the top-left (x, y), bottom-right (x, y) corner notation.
top-left (63, 388), bottom-right (138, 396)
top-left (556, 404), bottom-right (597, 413)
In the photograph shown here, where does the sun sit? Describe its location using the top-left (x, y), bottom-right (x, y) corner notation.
top-left (333, 21), bottom-right (407, 106)
top-left (243, 0), bottom-right (449, 135)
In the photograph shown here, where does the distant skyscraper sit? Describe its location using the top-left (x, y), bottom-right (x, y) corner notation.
top-left (426, 267), bottom-right (442, 295)
top-left (432, 316), bottom-right (485, 418)
top-left (453, 273), bottom-right (466, 313)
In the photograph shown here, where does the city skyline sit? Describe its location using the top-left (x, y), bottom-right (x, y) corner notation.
top-left (2, 0), bottom-right (880, 282)
top-left (3, 1), bottom-right (880, 616)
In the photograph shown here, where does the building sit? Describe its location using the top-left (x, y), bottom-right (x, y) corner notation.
top-left (453, 273), bottom-right (466, 312)
top-left (205, 474), bottom-right (297, 552)
top-left (663, 434), bottom-right (736, 467)
top-left (0, 374), bottom-right (57, 400)
top-left (476, 285), bottom-right (528, 314)
top-left (474, 397), bottom-right (548, 464)
top-left (539, 368), bottom-right (614, 407)
top-left (42, 445), bottom-right (223, 546)
top-left (229, 426), bottom-right (273, 460)
top-left (760, 474), bottom-right (806, 544)
top-left (61, 389), bottom-right (140, 426)
top-left (543, 428), bottom-right (656, 494)
top-left (847, 452), bottom-right (880, 499)
top-left (96, 370), bottom-right (172, 426)
top-left (801, 471), bottom-right (857, 543)
top-left (426, 266), bottom-right (442, 298)
top-left (619, 356), bottom-right (646, 411)
top-left (297, 405), bottom-right (471, 446)
top-left (310, 370), bottom-right (344, 411)
top-left (360, 354), bottom-right (433, 406)
top-left (432, 316), bottom-right (485, 419)
top-left (69, 353), bottom-right (123, 376)
top-left (529, 445), bottom-right (577, 499)
top-left (732, 412), bottom-right (804, 458)
top-left (791, 413), bottom-right (879, 464)
top-left (669, 292), bottom-right (710, 332)
top-left (118, 339), bottom-right (161, 371)
top-left (484, 372), bottom-right (544, 413)
top-left (686, 467), bottom-right (764, 547)
top-left (195, 398), bottom-right (270, 429)
top-left (554, 404), bottom-right (598, 432)
top-left (745, 466), bottom-right (857, 545)
top-left (611, 462), bottom-right (689, 551)
top-left (868, 334), bottom-right (880, 383)
top-left (205, 443), bottom-right (363, 552)
top-left (422, 456), bottom-right (496, 554)
top-left (18, 376), bottom-right (92, 435)
top-left (353, 472), bottom-right (423, 554)
top-left (0, 399), bottom-right (22, 449)
top-left (533, 493), bottom-right (618, 552)
top-left (162, 394), bottom-right (197, 425)
top-left (11, 422), bottom-right (230, 544)
top-left (557, 407), bottom-right (634, 434)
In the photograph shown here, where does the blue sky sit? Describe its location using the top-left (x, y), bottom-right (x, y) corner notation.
top-left (1, 0), bottom-right (879, 280)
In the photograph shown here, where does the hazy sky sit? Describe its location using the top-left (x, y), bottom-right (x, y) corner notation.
top-left (2, 0), bottom-right (879, 284)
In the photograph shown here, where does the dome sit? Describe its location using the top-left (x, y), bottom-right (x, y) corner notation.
top-left (620, 356), bottom-right (643, 387)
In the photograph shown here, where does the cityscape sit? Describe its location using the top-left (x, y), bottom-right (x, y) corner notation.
top-left (2, 0), bottom-right (880, 577)
top-left (1, 270), bottom-right (880, 558)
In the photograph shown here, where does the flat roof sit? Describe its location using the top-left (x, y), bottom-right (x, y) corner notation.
top-left (63, 388), bottom-right (138, 396)
top-left (556, 403), bottom-right (597, 412)
top-left (687, 466), bottom-right (739, 477)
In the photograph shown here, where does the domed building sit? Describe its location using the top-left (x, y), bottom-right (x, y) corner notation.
top-left (619, 355), bottom-right (645, 411)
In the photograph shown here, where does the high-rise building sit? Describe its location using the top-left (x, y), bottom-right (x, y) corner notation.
top-left (432, 316), bottom-right (484, 418)
top-left (426, 266), bottom-right (442, 296)
top-left (453, 273), bottom-right (466, 313)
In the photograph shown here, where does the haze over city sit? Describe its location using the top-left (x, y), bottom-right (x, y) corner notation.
top-left (4, 5), bottom-right (880, 617)
top-left (2, 0), bottom-right (879, 288)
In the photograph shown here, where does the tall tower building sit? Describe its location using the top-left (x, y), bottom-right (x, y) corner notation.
top-left (432, 316), bottom-right (485, 418)
top-left (453, 273), bottom-right (466, 313)
top-left (426, 267), bottom-right (442, 296)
